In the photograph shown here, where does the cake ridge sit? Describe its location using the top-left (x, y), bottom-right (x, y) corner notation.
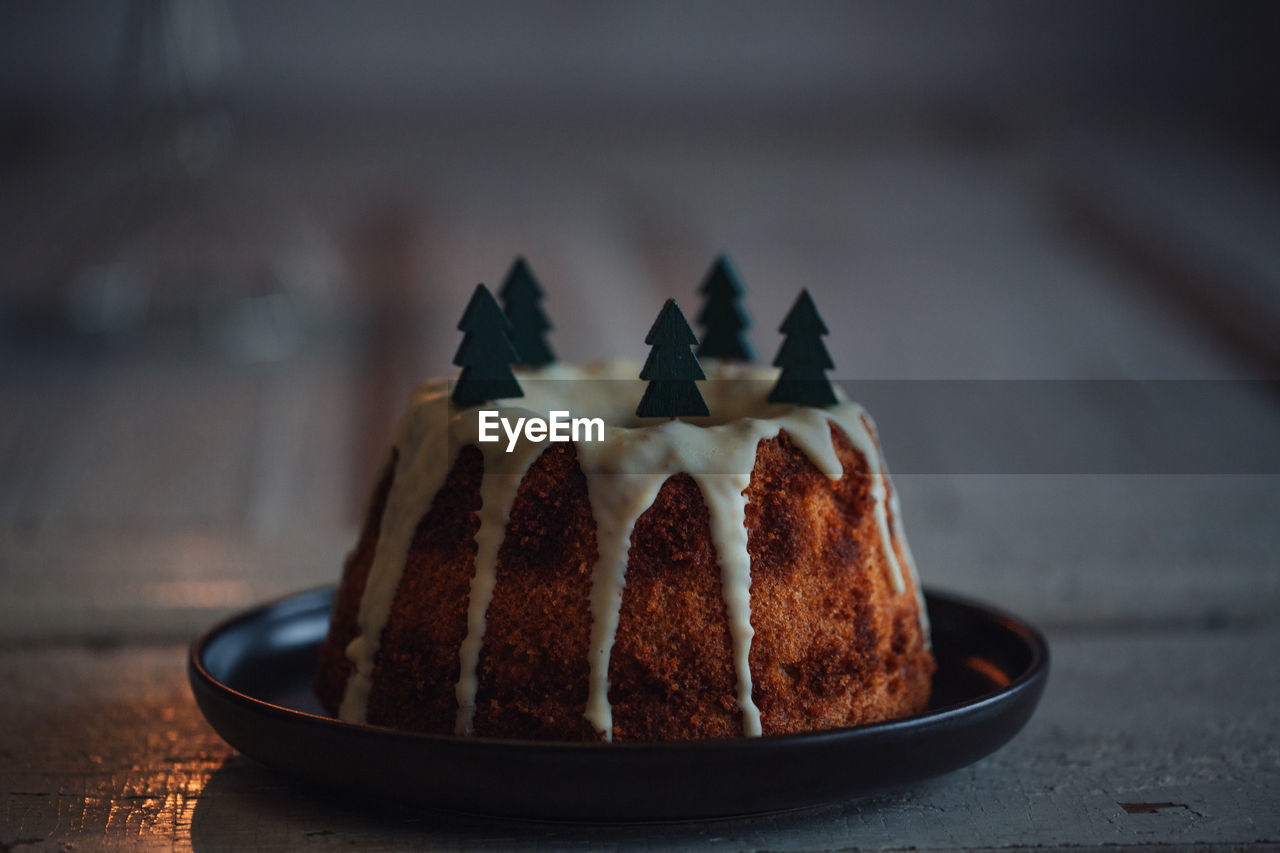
top-left (337, 360), bottom-right (926, 739)
top-left (454, 426), bottom-right (548, 735)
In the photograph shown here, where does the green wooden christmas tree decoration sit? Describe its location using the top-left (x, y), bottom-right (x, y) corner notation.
top-left (452, 283), bottom-right (523, 406)
top-left (636, 298), bottom-right (710, 418)
top-left (768, 289), bottom-right (838, 406)
top-left (695, 253), bottom-right (755, 361)
top-left (498, 256), bottom-right (555, 366)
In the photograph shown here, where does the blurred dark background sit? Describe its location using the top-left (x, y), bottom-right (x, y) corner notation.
top-left (3, 2), bottom-right (1278, 135)
top-left (3, 6), bottom-right (1280, 846)
top-left (0, 0), bottom-right (1277, 633)
top-left (3, 1), bottom-right (1278, 370)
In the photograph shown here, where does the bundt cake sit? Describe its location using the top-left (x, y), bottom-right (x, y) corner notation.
top-left (316, 360), bottom-right (934, 741)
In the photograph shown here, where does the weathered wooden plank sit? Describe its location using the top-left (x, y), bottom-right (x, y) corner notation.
top-left (0, 350), bottom-right (357, 534)
top-left (1, 358), bottom-right (258, 529)
top-left (2, 630), bottom-right (1277, 851)
top-left (2, 473), bottom-right (1276, 643)
top-left (5, 119), bottom-right (1268, 385)
top-left (1054, 122), bottom-right (1280, 377)
top-left (164, 120), bottom-right (1251, 383)
top-left (596, 135), bottom-right (1251, 382)
top-left (0, 361), bottom-right (77, 525)
top-left (906, 473), bottom-right (1280, 632)
top-left (424, 183), bottom-right (669, 369)
top-left (242, 349), bottom-right (361, 535)
top-left (0, 530), bottom-right (350, 644)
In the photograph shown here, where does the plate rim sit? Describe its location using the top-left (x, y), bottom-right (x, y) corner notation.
top-left (189, 584), bottom-right (1049, 754)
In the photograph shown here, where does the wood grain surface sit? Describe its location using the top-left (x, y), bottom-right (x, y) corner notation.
top-left (1, 110), bottom-right (1277, 850)
top-left (2, 632), bottom-right (1276, 851)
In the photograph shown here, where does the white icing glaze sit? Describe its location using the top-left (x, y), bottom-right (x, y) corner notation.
top-left (857, 413), bottom-right (907, 595)
top-left (338, 359), bottom-right (928, 738)
top-left (690, 466), bottom-right (759, 736)
top-left (453, 427), bottom-right (546, 735)
top-left (337, 385), bottom-right (458, 722)
top-left (884, 454), bottom-right (930, 645)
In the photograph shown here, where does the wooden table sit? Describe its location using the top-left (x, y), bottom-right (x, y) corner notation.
top-left (2, 110), bottom-right (1278, 850)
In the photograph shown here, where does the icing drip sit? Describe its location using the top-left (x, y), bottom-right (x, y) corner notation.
top-left (338, 360), bottom-right (927, 738)
top-left (453, 429), bottom-right (545, 735)
top-left (859, 413), bottom-right (907, 595)
top-left (691, 467), bottom-right (759, 736)
top-left (885, 455), bottom-right (930, 642)
top-left (338, 385), bottom-right (458, 722)
top-left (576, 430), bottom-right (671, 740)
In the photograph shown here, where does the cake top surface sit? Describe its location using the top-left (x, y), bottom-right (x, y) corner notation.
top-left (424, 358), bottom-right (845, 438)
top-left (405, 358), bottom-right (864, 482)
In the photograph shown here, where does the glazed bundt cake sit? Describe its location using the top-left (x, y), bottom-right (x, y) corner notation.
top-left (316, 360), bottom-right (933, 741)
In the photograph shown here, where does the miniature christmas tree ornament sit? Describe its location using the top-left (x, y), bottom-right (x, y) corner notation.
top-left (499, 256), bottom-right (556, 366)
top-left (768, 289), bottom-right (838, 406)
top-left (636, 299), bottom-right (710, 418)
top-left (695, 253), bottom-right (755, 362)
top-left (452, 283), bottom-right (524, 406)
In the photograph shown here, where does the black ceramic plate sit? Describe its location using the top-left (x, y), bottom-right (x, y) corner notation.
top-left (189, 586), bottom-right (1048, 822)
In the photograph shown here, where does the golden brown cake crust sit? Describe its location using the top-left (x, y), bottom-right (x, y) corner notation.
top-left (364, 446), bottom-right (483, 732)
top-left (746, 425), bottom-right (933, 734)
top-left (473, 443), bottom-right (599, 740)
top-left (609, 473), bottom-right (742, 741)
top-left (316, 424), bottom-right (935, 741)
